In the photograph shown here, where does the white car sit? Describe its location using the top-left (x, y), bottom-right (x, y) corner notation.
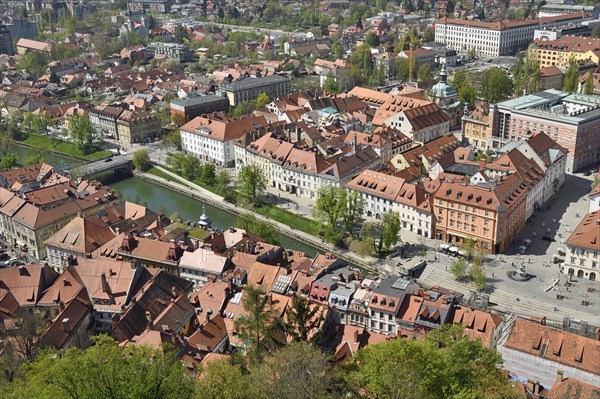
top-left (518, 245), bottom-right (527, 254)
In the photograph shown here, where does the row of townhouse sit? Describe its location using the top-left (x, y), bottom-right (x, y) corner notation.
top-left (0, 165), bottom-right (119, 260)
top-left (235, 132), bottom-right (380, 199)
top-left (89, 104), bottom-right (161, 145)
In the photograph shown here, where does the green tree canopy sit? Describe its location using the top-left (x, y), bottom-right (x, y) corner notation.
top-left (2, 335), bottom-right (194, 399)
top-left (345, 325), bottom-right (516, 399)
top-left (237, 164), bottom-right (267, 206)
top-left (563, 59), bottom-right (579, 92)
top-left (132, 149), bottom-right (151, 172)
top-left (67, 114), bottom-right (101, 155)
top-left (481, 67), bottom-right (513, 103)
top-left (417, 64), bottom-right (432, 82)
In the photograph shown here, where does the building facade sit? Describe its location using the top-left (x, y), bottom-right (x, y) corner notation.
top-left (170, 96), bottom-right (230, 123)
top-left (116, 110), bottom-right (161, 144)
top-left (563, 210), bottom-right (599, 282)
top-left (435, 13), bottom-right (591, 57)
top-left (490, 90), bottom-right (600, 172)
top-left (89, 105), bottom-right (124, 140)
top-left (217, 75), bottom-right (290, 107)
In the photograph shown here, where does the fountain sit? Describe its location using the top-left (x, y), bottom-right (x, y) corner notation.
top-left (510, 264), bottom-right (534, 282)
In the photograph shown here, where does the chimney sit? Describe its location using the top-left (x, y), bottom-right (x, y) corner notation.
top-left (61, 318), bottom-right (70, 333)
top-left (353, 330), bottom-right (360, 343)
top-left (145, 311), bottom-right (152, 323)
top-left (171, 286), bottom-right (177, 298)
top-left (229, 227), bottom-right (235, 233)
top-left (101, 273), bottom-right (109, 293)
top-left (556, 370), bottom-right (564, 384)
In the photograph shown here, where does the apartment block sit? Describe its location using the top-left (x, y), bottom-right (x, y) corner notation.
top-left (217, 75), bottom-right (290, 107)
top-left (490, 90), bottom-right (600, 172)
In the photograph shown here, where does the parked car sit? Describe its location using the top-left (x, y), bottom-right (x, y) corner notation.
top-left (517, 245), bottom-right (527, 254)
top-left (7, 258), bottom-right (23, 266)
top-left (523, 239), bottom-right (532, 247)
top-left (0, 253), bottom-right (9, 260)
top-left (542, 235), bottom-right (555, 242)
top-left (584, 170), bottom-right (592, 176)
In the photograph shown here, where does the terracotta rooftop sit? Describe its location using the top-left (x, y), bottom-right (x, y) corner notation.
top-left (566, 210), bottom-right (600, 251)
top-left (437, 12), bottom-right (589, 31)
top-left (504, 318), bottom-right (600, 377)
top-left (44, 215), bottom-right (115, 255)
top-left (181, 113), bottom-right (269, 142)
top-left (0, 264), bottom-right (58, 307)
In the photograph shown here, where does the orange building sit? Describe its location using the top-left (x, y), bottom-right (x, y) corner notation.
top-left (433, 173), bottom-right (529, 253)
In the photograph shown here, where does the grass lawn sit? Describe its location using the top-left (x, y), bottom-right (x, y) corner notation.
top-left (147, 166), bottom-right (176, 182)
top-left (19, 134), bottom-right (111, 161)
top-left (252, 204), bottom-right (320, 236)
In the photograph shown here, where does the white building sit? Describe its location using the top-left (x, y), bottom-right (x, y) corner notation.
top-left (178, 247), bottom-right (231, 288)
top-left (563, 210), bottom-right (600, 282)
top-left (346, 170), bottom-right (435, 238)
top-left (435, 12), bottom-right (591, 57)
top-left (180, 114), bottom-right (269, 167)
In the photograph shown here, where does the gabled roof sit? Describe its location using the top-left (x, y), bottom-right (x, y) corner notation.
top-left (566, 210), bottom-right (600, 251)
top-left (0, 264), bottom-right (58, 306)
top-left (44, 215), bottom-right (116, 254)
top-left (503, 318), bottom-right (600, 377)
top-left (39, 288), bottom-right (91, 349)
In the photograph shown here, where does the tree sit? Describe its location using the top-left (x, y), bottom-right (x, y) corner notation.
top-left (6, 309), bottom-right (47, 361)
top-left (470, 251), bottom-right (487, 290)
top-left (23, 147), bottom-right (45, 167)
top-left (251, 220), bottom-right (280, 245)
top-left (323, 71), bottom-right (340, 94)
top-left (67, 114), bottom-right (100, 154)
top-left (359, 221), bottom-right (377, 256)
top-left (167, 153), bottom-right (186, 175)
top-left (200, 163), bottom-right (216, 185)
top-left (365, 31), bottom-right (380, 47)
top-left (583, 73), bottom-right (594, 95)
top-left (481, 67), bottom-right (513, 103)
top-left (284, 296), bottom-right (322, 342)
top-left (417, 64), bottom-right (432, 82)
top-left (450, 257), bottom-right (468, 280)
top-left (255, 92), bottom-right (270, 109)
top-left (215, 170), bottom-right (231, 195)
top-left (182, 154), bottom-right (201, 180)
top-left (250, 342), bottom-right (333, 399)
top-left (342, 190), bottom-right (364, 235)
top-left (0, 153), bottom-right (19, 170)
top-left (237, 213), bottom-right (258, 231)
top-left (132, 149), bottom-right (151, 172)
top-left (16, 51), bottom-right (49, 78)
top-left (345, 325), bottom-right (516, 399)
top-left (195, 361), bottom-right (253, 399)
top-left (378, 210), bottom-right (401, 253)
top-left (163, 130), bottom-right (181, 150)
top-left (315, 186), bottom-right (346, 231)
top-left (422, 26), bottom-right (434, 42)
top-left (235, 286), bottom-right (278, 364)
top-left (3, 335), bottom-right (194, 399)
top-left (563, 59), bottom-right (579, 92)
top-left (237, 164), bottom-right (267, 205)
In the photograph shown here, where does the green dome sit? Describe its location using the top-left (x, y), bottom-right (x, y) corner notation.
top-left (430, 65), bottom-right (458, 99)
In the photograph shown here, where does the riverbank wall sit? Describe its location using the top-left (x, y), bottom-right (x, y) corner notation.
top-left (134, 167), bottom-right (379, 271)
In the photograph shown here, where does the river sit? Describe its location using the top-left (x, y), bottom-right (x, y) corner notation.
top-left (12, 144), bottom-right (319, 256)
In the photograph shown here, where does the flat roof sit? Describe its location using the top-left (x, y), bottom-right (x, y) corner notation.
top-left (171, 95), bottom-right (228, 108)
top-left (221, 75), bottom-right (289, 91)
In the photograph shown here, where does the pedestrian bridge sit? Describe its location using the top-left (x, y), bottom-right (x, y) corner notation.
top-left (73, 154), bottom-right (133, 178)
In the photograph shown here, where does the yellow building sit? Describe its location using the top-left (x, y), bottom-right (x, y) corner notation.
top-left (116, 110), bottom-right (161, 145)
top-left (528, 36), bottom-right (600, 69)
top-left (461, 103), bottom-right (491, 150)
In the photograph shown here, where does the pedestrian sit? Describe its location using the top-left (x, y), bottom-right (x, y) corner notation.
top-left (492, 273), bottom-right (494, 278)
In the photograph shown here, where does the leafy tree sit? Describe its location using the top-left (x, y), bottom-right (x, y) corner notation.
top-left (16, 51), bottom-right (50, 78)
top-left (359, 221), bottom-right (377, 256)
top-left (583, 73), bottom-right (594, 95)
top-left (251, 220), bottom-right (280, 245)
top-left (255, 92), bottom-right (270, 109)
top-left (195, 361), bottom-right (253, 399)
top-left (365, 31), bottom-right (380, 47)
top-left (167, 153), bottom-right (186, 175)
top-left (450, 257), bottom-right (468, 280)
top-left (200, 163), bottom-right (216, 185)
top-left (132, 149), bottom-right (151, 172)
top-left (163, 130), bottom-right (181, 150)
top-left (23, 147), bottom-right (46, 167)
top-left (459, 84), bottom-right (477, 109)
top-left (68, 114), bottom-right (100, 154)
top-left (563, 59), bottom-right (579, 92)
top-left (0, 153), bottom-right (19, 170)
top-left (345, 325), bottom-right (516, 399)
top-left (3, 335), bottom-right (194, 399)
top-left (422, 26), bottom-right (434, 42)
top-left (235, 286), bottom-right (278, 364)
top-left (470, 251), bottom-right (487, 290)
top-left (315, 186), bottom-right (346, 231)
top-left (481, 67), bottom-right (513, 103)
top-left (182, 154), bottom-right (201, 180)
top-left (342, 190), bottom-right (364, 235)
top-left (250, 342), bottom-right (333, 399)
top-left (284, 296), bottom-right (322, 342)
top-left (349, 43), bottom-right (374, 85)
top-left (237, 212), bottom-right (258, 231)
top-left (417, 64), bottom-right (432, 82)
top-left (323, 70), bottom-right (340, 94)
top-left (237, 164), bottom-right (267, 205)
top-left (378, 210), bottom-right (401, 253)
top-left (215, 169), bottom-right (231, 195)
